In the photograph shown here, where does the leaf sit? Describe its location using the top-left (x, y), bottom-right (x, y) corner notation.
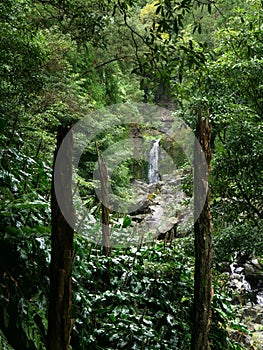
top-left (180, 296), bottom-right (188, 303)
top-left (10, 200), bottom-right (49, 210)
top-left (155, 5), bottom-right (161, 15)
top-left (122, 216), bottom-right (131, 228)
top-left (167, 314), bottom-right (175, 326)
top-left (109, 314), bottom-right (116, 321)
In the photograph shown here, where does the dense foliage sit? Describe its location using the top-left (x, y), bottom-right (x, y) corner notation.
top-left (0, 0), bottom-right (262, 349)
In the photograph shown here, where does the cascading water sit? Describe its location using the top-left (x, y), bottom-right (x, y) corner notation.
top-left (229, 255), bottom-right (263, 305)
top-left (257, 291), bottom-right (263, 304)
top-left (148, 139), bottom-right (160, 184)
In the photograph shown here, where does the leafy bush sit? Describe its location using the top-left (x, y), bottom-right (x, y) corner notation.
top-left (210, 285), bottom-right (249, 350)
top-left (72, 238), bottom-right (193, 349)
top-left (71, 236), bottom-right (248, 350)
top-left (0, 231), bottom-right (49, 350)
top-left (0, 328), bottom-right (14, 350)
top-left (0, 227), bottom-right (250, 349)
top-left (213, 222), bottom-right (263, 265)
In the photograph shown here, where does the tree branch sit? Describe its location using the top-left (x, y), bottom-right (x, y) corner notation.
top-left (217, 133), bottom-right (262, 219)
top-left (81, 55), bottom-right (132, 76)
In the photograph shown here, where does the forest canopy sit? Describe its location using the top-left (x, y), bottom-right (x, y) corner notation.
top-left (0, 0), bottom-right (262, 349)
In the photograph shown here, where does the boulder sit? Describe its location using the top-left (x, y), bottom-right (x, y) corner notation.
top-left (244, 259), bottom-right (263, 288)
top-left (254, 313), bottom-right (263, 325)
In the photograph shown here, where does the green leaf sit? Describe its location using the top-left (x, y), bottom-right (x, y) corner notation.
top-left (109, 314), bottom-right (116, 322)
top-left (10, 200), bottom-right (49, 210)
top-left (122, 216), bottom-right (131, 228)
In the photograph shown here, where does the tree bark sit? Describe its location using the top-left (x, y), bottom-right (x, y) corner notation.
top-left (96, 142), bottom-right (111, 256)
top-left (47, 125), bottom-right (75, 350)
top-left (191, 110), bottom-right (213, 350)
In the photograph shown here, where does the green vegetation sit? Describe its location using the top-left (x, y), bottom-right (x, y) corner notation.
top-left (0, 0), bottom-right (262, 349)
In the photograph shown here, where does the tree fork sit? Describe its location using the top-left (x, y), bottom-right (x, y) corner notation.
top-left (47, 125), bottom-right (75, 350)
top-left (191, 110), bottom-right (213, 350)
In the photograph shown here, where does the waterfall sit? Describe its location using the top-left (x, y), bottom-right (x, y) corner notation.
top-left (257, 291), bottom-right (263, 304)
top-left (148, 139), bottom-right (160, 184)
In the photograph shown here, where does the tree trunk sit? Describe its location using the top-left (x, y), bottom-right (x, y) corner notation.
top-left (47, 125), bottom-right (75, 350)
top-left (96, 142), bottom-right (111, 256)
top-left (191, 110), bottom-right (213, 350)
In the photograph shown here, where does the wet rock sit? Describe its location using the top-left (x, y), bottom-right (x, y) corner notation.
top-left (244, 259), bottom-right (263, 288)
top-left (235, 267), bottom-right (244, 274)
top-left (239, 305), bottom-right (263, 349)
top-left (232, 273), bottom-right (243, 280)
top-left (254, 313), bottom-right (263, 325)
top-left (242, 307), bottom-right (258, 319)
top-left (129, 170), bottom-right (193, 242)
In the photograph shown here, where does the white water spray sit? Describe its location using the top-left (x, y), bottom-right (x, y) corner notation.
top-left (148, 139), bottom-right (160, 184)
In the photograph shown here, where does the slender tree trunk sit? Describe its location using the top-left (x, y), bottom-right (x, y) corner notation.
top-left (96, 142), bottom-right (111, 256)
top-left (191, 110), bottom-right (213, 350)
top-left (47, 125), bottom-right (75, 350)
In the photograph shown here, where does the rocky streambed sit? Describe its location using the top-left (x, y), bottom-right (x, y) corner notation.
top-left (129, 170), bottom-right (193, 242)
top-left (225, 257), bottom-right (263, 349)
